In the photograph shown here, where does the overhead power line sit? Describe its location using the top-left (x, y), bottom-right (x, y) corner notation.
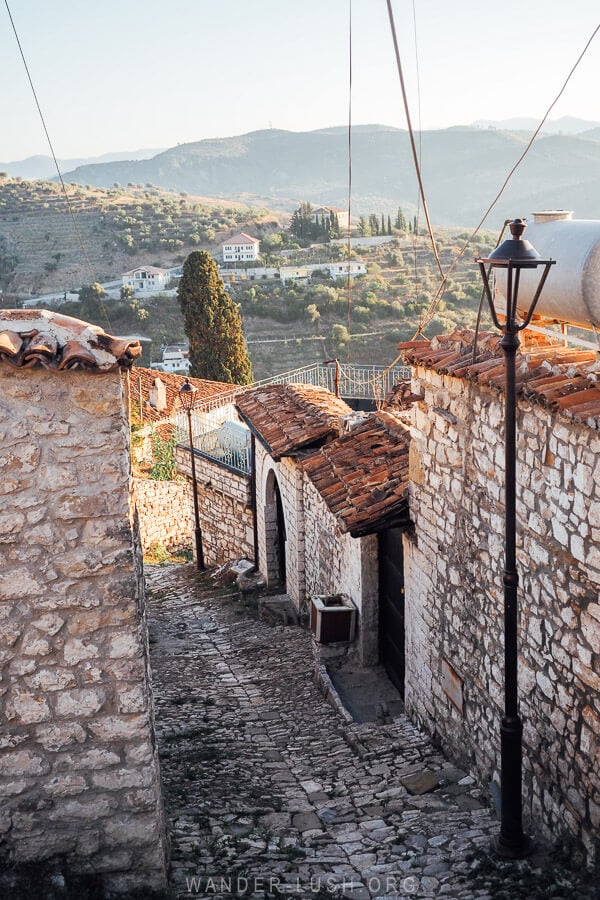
top-left (386, 0), bottom-right (444, 284)
top-left (346, 0), bottom-right (353, 364)
top-left (412, 18), bottom-right (600, 339)
top-left (4, 0), bottom-right (111, 330)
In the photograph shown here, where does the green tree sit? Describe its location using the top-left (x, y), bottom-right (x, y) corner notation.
top-left (78, 282), bottom-right (106, 319)
top-left (120, 284), bottom-right (135, 302)
top-left (331, 323), bottom-right (350, 354)
top-left (177, 250), bottom-right (253, 384)
top-left (395, 206), bottom-right (407, 231)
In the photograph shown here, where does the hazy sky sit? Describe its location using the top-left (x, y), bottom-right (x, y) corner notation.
top-left (1, 0), bottom-right (599, 161)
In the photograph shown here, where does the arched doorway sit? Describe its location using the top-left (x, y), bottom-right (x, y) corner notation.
top-left (264, 469), bottom-right (287, 589)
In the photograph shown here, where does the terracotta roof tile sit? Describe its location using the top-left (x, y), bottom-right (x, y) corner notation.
top-left (0, 309), bottom-right (141, 372)
top-left (235, 383), bottom-right (351, 459)
top-left (400, 328), bottom-right (600, 429)
top-left (301, 411), bottom-right (411, 537)
top-left (129, 367), bottom-right (235, 424)
top-left (221, 232), bottom-right (260, 246)
top-left (382, 379), bottom-right (420, 411)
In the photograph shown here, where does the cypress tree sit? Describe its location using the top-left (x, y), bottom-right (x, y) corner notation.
top-left (387, 215), bottom-right (392, 235)
top-left (381, 213), bottom-right (385, 235)
top-left (177, 250), bottom-right (253, 384)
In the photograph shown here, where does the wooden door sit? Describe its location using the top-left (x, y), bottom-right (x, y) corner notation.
top-left (378, 527), bottom-right (405, 697)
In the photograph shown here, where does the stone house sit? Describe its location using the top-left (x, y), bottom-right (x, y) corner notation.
top-left (399, 327), bottom-right (600, 862)
top-left (0, 310), bottom-right (167, 890)
top-left (235, 383), bottom-right (411, 669)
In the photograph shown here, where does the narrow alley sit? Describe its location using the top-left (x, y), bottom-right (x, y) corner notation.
top-left (146, 564), bottom-right (594, 900)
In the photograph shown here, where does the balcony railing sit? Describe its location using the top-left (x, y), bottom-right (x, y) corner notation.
top-left (176, 361), bottom-right (410, 476)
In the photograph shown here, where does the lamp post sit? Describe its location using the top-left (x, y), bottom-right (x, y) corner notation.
top-left (179, 378), bottom-right (205, 571)
top-left (477, 219), bottom-right (555, 858)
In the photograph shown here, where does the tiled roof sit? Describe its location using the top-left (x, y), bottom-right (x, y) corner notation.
top-left (383, 379), bottom-right (420, 411)
top-left (301, 411), bottom-right (411, 537)
top-left (221, 232), bottom-right (260, 246)
top-left (130, 367), bottom-right (235, 424)
top-left (122, 265), bottom-right (168, 276)
top-left (0, 309), bottom-right (141, 372)
top-left (399, 329), bottom-right (600, 428)
top-left (235, 383), bottom-right (352, 459)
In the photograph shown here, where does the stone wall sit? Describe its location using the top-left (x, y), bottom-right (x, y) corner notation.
top-left (132, 477), bottom-right (192, 555)
top-left (303, 476), bottom-right (379, 665)
top-left (254, 445), bottom-right (305, 605)
top-left (0, 366), bottom-right (167, 890)
top-left (175, 447), bottom-right (253, 566)
top-left (405, 365), bottom-right (600, 861)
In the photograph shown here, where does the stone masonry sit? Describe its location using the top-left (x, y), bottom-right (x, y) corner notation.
top-left (133, 476), bottom-right (193, 555)
top-left (146, 563), bottom-right (599, 899)
top-left (303, 475), bottom-right (379, 666)
top-left (175, 446), bottom-right (253, 566)
top-left (0, 363), bottom-right (167, 891)
top-left (404, 363), bottom-right (600, 862)
top-left (254, 445), bottom-right (305, 603)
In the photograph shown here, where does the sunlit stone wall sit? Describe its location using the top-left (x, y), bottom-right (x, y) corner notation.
top-left (404, 364), bottom-right (600, 862)
top-left (0, 366), bottom-right (167, 891)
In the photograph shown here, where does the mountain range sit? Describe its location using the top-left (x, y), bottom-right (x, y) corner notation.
top-left (0, 148), bottom-right (165, 181)
top-left (5, 118), bottom-right (600, 228)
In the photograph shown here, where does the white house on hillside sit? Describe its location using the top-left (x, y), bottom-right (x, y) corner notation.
top-left (311, 206), bottom-right (350, 231)
top-left (221, 233), bottom-right (261, 263)
top-left (122, 266), bottom-right (170, 294)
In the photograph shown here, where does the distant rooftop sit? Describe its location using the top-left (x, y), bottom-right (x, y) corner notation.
top-left (221, 232), bottom-right (260, 246)
top-left (122, 265), bottom-right (169, 276)
top-left (131, 367), bottom-right (235, 424)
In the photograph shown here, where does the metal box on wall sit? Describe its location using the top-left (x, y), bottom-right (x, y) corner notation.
top-left (310, 594), bottom-right (356, 643)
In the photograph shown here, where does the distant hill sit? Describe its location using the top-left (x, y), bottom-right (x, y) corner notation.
top-left (471, 115), bottom-right (600, 134)
top-left (0, 149), bottom-right (165, 181)
top-left (57, 125), bottom-right (600, 228)
top-left (0, 180), bottom-right (277, 296)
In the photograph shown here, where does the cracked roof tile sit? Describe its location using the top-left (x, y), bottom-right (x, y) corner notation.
top-left (0, 309), bottom-right (141, 372)
top-left (401, 329), bottom-right (600, 430)
top-left (301, 411), bottom-right (411, 537)
top-left (236, 383), bottom-right (352, 459)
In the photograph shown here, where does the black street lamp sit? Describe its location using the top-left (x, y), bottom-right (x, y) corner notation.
top-left (477, 219), bottom-right (555, 858)
top-left (179, 378), bottom-right (205, 571)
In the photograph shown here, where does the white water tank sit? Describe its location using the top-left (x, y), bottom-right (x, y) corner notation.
top-left (495, 212), bottom-right (600, 330)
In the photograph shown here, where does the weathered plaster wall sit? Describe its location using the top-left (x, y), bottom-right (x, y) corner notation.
top-left (303, 476), bottom-right (379, 665)
top-left (132, 477), bottom-right (193, 555)
top-left (0, 367), bottom-right (167, 890)
top-left (405, 365), bottom-right (600, 861)
top-left (175, 447), bottom-right (253, 566)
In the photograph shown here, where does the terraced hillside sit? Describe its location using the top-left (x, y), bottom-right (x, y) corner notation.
top-left (0, 178), bottom-right (277, 298)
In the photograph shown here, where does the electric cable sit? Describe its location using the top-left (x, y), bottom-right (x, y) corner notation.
top-left (410, 0), bottom-right (423, 307)
top-left (412, 19), bottom-right (600, 340)
top-left (345, 0), bottom-right (353, 364)
top-left (386, 0), bottom-right (444, 284)
top-left (4, 0), bottom-right (112, 331)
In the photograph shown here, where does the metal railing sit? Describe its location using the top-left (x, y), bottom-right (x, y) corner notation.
top-left (176, 361), bottom-right (411, 476)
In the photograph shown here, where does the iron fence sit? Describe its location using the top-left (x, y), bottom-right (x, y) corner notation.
top-left (176, 362), bottom-right (411, 476)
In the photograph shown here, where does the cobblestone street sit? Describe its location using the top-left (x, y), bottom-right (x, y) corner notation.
top-left (146, 564), bottom-right (589, 900)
